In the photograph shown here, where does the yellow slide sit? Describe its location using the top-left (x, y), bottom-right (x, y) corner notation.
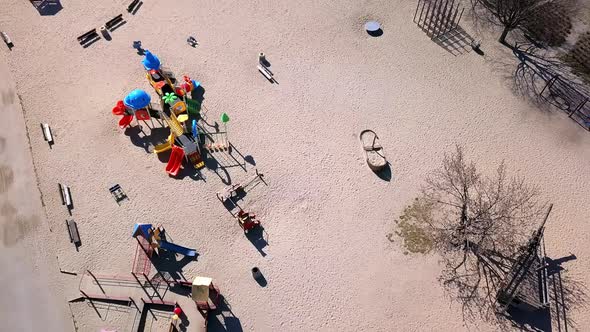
top-left (167, 113), bottom-right (185, 137)
top-left (153, 133), bottom-right (176, 154)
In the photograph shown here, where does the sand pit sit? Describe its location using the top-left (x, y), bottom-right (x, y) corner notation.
top-left (1, 0), bottom-right (589, 331)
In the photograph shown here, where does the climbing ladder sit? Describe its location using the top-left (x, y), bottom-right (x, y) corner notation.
top-left (158, 109), bottom-right (184, 137)
top-left (132, 236), bottom-right (152, 275)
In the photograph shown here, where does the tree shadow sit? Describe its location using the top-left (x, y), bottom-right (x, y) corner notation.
top-left (490, 41), bottom-right (590, 130)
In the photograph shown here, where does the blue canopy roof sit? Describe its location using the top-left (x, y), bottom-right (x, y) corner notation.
top-left (132, 223), bottom-right (153, 238)
top-left (124, 89), bottom-right (151, 110)
top-left (142, 50), bottom-right (161, 71)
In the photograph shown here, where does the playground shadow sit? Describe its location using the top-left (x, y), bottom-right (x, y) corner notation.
top-left (431, 27), bottom-right (474, 56)
top-left (208, 295), bottom-right (243, 332)
top-left (203, 152), bottom-right (232, 185)
top-left (246, 225), bottom-right (268, 257)
top-left (229, 143), bottom-right (254, 169)
top-left (151, 247), bottom-right (196, 282)
top-left (199, 117), bottom-right (219, 133)
top-left (374, 163), bottom-right (392, 182)
top-left (191, 85), bottom-right (205, 104)
top-left (504, 306), bottom-right (552, 332)
top-left (137, 302), bottom-right (176, 332)
top-left (503, 254), bottom-right (585, 332)
top-left (244, 155), bottom-right (255, 165)
top-left (125, 125), bottom-right (170, 153)
top-left (31, 0), bottom-right (63, 16)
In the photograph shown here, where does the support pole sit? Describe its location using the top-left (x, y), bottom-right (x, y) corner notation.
top-left (418, 0), bottom-right (427, 25)
top-left (156, 269), bottom-right (171, 287)
top-left (540, 75), bottom-right (557, 97)
top-left (141, 298), bottom-right (157, 320)
top-left (424, 0), bottom-right (434, 31)
top-left (143, 273), bottom-right (163, 301)
top-left (454, 8), bottom-right (464, 30)
top-left (413, 0), bottom-right (422, 23)
top-left (448, 4), bottom-right (459, 35)
top-left (86, 270), bottom-right (105, 294)
top-left (438, 0), bottom-right (452, 37)
top-left (129, 297), bottom-right (141, 311)
top-left (431, 0), bottom-right (443, 38)
top-left (132, 271), bottom-right (154, 299)
top-left (569, 97), bottom-right (587, 117)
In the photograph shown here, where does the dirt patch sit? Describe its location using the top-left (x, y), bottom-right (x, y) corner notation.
top-left (0, 165), bottom-right (14, 194)
top-left (1, 89), bottom-right (15, 107)
top-left (1, 212), bottom-right (40, 247)
top-left (393, 198), bottom-right (435, 255)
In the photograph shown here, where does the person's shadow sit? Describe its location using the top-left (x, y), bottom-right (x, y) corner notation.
top-left (545, 254), bottom-right (577, 276)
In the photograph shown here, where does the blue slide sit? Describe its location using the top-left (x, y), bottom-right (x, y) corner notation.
top-left (159, 240), bottom-right (197, 257)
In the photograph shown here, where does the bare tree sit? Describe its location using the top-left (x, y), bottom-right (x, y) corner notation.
top-left (420, 146), bottom-right (546, 319)
top-left (471, 0), bottom-right (554, 44)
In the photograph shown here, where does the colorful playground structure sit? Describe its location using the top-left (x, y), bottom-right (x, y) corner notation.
top-left (112, 50), bottom-right (222, 176)
top-left (217, 170), bottom-right (265, 233)
top-left (75, 223), bottom-right (221, 331)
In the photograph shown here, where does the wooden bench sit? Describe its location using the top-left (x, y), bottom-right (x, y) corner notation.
top-left (66, 219), bottom-right (81, 247)
top-left (109, 184), bottom-right (128, 205)
top-left (105, 14), bottom-right (124, 32)
top-left (127, 0), bottom-right (140, 13)
top-left (77, 28), bottom-right (98, 42)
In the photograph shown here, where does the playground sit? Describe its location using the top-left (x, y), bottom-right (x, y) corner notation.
top-left (1, 0), bottom-right (590, 331)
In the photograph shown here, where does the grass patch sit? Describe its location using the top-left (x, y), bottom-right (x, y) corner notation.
top-left (394, 198), bottom-right (434, 254)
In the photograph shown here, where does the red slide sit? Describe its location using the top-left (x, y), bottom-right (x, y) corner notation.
top-left (112, 100), bottom-right (126, 115)
top-left (118, 115), bottom-right (134, 129)
top-left (166, 146), bottom-right (184, 177)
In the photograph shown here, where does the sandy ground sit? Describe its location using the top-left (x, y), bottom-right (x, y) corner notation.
top-left (1, 0), bottom-right (589, 331)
